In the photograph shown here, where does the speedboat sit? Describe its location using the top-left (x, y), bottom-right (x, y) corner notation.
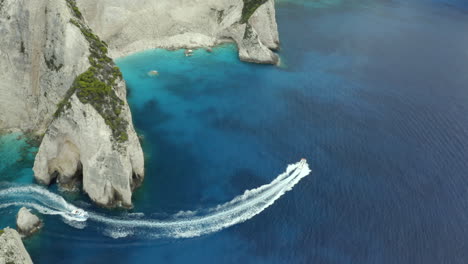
top-left (69, 209), bottom-right (89, 222)
top-left (299, 158), bottom-right (307, 168)
top-left (185, 49), bottom-right (193, 57)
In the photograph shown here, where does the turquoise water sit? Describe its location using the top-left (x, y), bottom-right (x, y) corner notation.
top-left (2, 0), bottom-right (468, 263)
top-left (0, 133), bottom-right (37, 184)
top-left (0, 133), bottom-right (38, 239)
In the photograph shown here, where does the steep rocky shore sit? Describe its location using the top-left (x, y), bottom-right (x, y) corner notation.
top-left (0, 228), bottom-right (33, 264)
top-left (76, 0), bottom-right (280, 64)
top-left (0, 0), bottom-right (280, 260)
top-left (0, 0), bottom-right (279, 208)
top-left (0, 0), bottom-right (144, 208)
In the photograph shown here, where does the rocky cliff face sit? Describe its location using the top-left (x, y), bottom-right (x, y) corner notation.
top-left (16, 207), bottom-right (42, 237)
top-left (0, 0), bottom-right (144, 208)
top-left (0, 0), bottom-right (90, 132)
top-left (34, 80), bottom-right (144, 207)
top-left (76, 0), bottom-right (280, 64)
top-left (32, 1), bottom-right (144, 208)
top-left (0, 228), bottom-right (33, 264)
top-left (0, 0), bottom-right (279, 208)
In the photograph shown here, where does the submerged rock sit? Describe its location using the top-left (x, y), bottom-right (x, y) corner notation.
top-left (0, 228), bottom-right (33, 264)
top-left (148, 70), bottom-right (159, 76)
top-left (16, 207), bottom-right (42, 237)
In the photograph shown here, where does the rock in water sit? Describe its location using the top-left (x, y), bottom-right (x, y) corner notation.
top-left (0, 228), bottom-right (33, 264)
top-left (16, 207), bottom-right (42, 237)
top-left (148, 70), bottom-right (159, 76)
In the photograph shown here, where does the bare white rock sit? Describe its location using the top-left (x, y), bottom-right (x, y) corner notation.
top-left (0, 0), bottom-right (144, 208)
top-left (0, 228), bottom-right (33, 264)
top-left (34, 81), bottom-right (144, 208)
top-left (16, 207), bottom-right (42, 237)
top-left (76, 0), bottom-right (280, 64)
top-left (0, 0), bottom-right (90, 132)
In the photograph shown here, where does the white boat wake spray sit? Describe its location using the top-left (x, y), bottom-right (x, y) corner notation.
top-left (0, 159), bottom-right (311, 239)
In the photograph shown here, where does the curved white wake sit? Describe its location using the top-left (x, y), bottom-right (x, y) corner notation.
top-left (0, 160), bottom-right (310, 239)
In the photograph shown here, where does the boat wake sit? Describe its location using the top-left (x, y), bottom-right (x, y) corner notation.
top-left (0, 160), bottom-right (310, 239)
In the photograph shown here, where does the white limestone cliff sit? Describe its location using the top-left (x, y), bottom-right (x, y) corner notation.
top-left (0, 228), bottom-right (33, 264)
top-left (16, 207), bottom-right (42, 237)
top-left (0, 0), bottom-right (90, 132)
top-left (34, 81), bottom-right (144, 207)
top-left (0, 0), bottom-right (279, 208)
top-left (76, 0), bottom-right (280, 64)
top-left (0, 0), bottom-right (144, 208)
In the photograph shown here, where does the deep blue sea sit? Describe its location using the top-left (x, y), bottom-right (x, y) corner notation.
top-left (2, 0), bottom-right (468, 263)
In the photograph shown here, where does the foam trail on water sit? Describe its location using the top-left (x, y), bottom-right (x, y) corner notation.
top-left (0, 186), bottom-right (90, 222)
top-left (0, 160), bottom-right (310, 239)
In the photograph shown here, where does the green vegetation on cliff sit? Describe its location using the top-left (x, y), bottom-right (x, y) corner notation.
top-left (66, 0), bottom-right (82, 19)
top-left (241, 0), bottom-right (268, 23)
top-left (56, 0), bottom-right (128, 144)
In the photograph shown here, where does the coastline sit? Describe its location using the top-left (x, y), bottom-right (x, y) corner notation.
top-left (108, 33), bottom-right (226, 59)
top-left (0, 228), bottom-right (33, 264)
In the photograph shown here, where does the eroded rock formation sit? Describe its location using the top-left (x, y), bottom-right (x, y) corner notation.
top-left (76, 0), bottom-right (280, 64)
top-left (16, 207), bottom-right (42, 237)
top-left (32, 1), bottom-right (145, 208)
top-left (0, 0), bottom-right (144, 208)
top-left (0, 0), bottom-right (279, 208)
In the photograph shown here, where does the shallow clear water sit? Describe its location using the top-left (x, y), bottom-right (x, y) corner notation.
top-left (0, 133), bottom-right (38, 184)
top-left (2, 0), bottom-right (468, 263)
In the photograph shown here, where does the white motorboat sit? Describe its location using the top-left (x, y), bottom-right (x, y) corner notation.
top-left (299, 158), bottom-right (307, 168)
top-left (185, 49), bottom-right (193, 57)
top-left (69, 209), bottom-right (89, 222)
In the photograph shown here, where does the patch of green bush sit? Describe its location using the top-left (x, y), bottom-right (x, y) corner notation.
top-left (66, 0), bottom-right (82, 19)
top-left (240, 0), bottom-right (268, 24)
top-left (72, 69), bottom-right (128, 143)
top-left (55, 4), bottom-right (128, 144)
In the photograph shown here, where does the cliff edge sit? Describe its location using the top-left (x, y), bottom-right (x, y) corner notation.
top-left (0, 0), bottom-right (279, 208)
top-left (76, 0), bottom-right (280, 64)
top-left (0, 0), bottom-right (144, 208)
top-left (0, 228), bottom-right (33, 264)
top-left (32, 1), bottom-right (144, 208)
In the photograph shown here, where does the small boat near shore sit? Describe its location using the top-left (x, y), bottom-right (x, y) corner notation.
top-left (148, 70), bottom-right (159, 76)
top-left (69, 209), bottom-right (89, 222)
top-left (184, 49), bottom-right (193, 57)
